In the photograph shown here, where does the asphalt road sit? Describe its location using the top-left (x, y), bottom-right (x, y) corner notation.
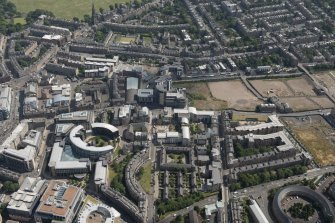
top-left (233, 166), bottom-right (335, 222)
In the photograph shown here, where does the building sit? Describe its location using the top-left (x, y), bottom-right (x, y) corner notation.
top-left (0, 85), bottom-right (12, 120)
top-left (94, 160), bottom-right (108, 191)
top-left (54, 111), bottom-right (94, 129)
top-left (2, 146), bottom-right (36, 172)
top-left (77, 202), bottom-right (121, 223)
top-left (0, 122), bottom-right (40, 173)
top-left (248, 199), bottom-right (269, 223)
top-left (137, 89), bottom-right (154, 104)
top-left (34, 181), bottom-right (84, 223)
top-left (48, 142), bottom-right (91, 177)
top-left (69, 123), bottom-right (119, 159)
top-left (7, 177), bottom-right (47, 222)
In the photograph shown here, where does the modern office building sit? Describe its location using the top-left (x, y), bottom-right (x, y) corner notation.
top-left (69, 123), bottom-right (119, 159)
top-left (34, 180), bottom-right (84, 223)
top-left (48, 142), bottom-right (91, 177)
top-left (7, 177), bottom-right (47, 222)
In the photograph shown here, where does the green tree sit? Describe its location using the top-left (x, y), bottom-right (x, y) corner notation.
top-left (26, 9), bottom-right (54, 24)
top-left (83, 14), bottom-right (91, 23)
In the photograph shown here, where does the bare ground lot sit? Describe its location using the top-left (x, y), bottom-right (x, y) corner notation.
top-left (282, 116), bottom-right (335, 166)
top-left (250, 79), bottom-right (294, 97)
top-left (175, 82), bottom-right (227, 110)
top-left (310, 97), bottom-right (334, 109)
top-left (284, 97), bottom-right (319, 111)
top-left (286, 78), bottom-right (316, 96)
top-left (208, 81), bottom-right (261, 111)
top-left (250, 77), bottom-right (334, 111)
top-left (315, 71), bottom-right (335, 98)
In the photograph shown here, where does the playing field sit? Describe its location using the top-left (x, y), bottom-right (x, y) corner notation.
top-left (10, 0), bottom-right (130, 19)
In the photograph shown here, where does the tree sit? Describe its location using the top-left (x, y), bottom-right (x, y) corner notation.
top-left (73, 17), bottom-right (79, 22)
top-left (99, 8), bottom-right (104, 14)
top-left (114, 3), bottom-right (119, 9)
top-left (26, 9), bottom-right (54, 24)
top-left (230, 183), bottom-right (241, 191)
top-left (134, 0), bottom-right (141, 8)
top-left (109, 4), bottom-right (114, 10)
top-left (83, 14), bottom-right (91, 23)
top-left (3, 181), bottom-right (19, 193)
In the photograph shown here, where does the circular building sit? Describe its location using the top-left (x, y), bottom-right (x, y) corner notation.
top-left (272, 185), bottom-right (335, 223)
top-left (69, 123), bottom-right (119, 159)
top-left (77, 203), bottom-right (121, 223)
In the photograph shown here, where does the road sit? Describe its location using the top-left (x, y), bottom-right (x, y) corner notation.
top-left (232, 108), bottom-right (331, 118)
top-left (157, 195), bottom-right (219, 223)
top-left (233, 166), bottom-right (335, 222)
top-left (235, 166), bottom-right (335, 197)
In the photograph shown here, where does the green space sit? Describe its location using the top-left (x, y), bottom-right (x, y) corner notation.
top-left (68, 175), bottom-right (89, 188)
top-left (110, 154), bottom-right (132, 194)
top-left (1, 181), bottom-right (19, 193)
top-left (168, 154), bottom-right (185, 164)
top-left (288, 203), bottom-right (315, 221)
top-left (232, 113), bottom-right (269, 122)
top-left (142, 36), bottom-right (152, 45)
top-left (138, 162), bottom-right (153, 194)
top-left (156, 192), bottom-right (205, 217)
top-left (230, 165), bottom-right (308, 190)
top-left (12, 17), bottom-right (26, 25)
top-left (234, 143), bottom-right (273, 158)
top-left (190, 123), bottom-right (203, 134)
top-left (114, 35), bottom-right (136, 44)
top-left (17, 57), bottom-right (37, 68)
top-left (83, 195), bottom-right (99, 206)
top-left (10, 0), bottom-right (131, 20)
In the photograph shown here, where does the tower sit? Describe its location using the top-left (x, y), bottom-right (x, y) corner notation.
top-left (91, 0), bottom-right (96, 25)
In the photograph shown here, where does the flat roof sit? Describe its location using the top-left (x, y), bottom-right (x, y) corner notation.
top-left (69, 124), bottom-right (117, 153)
top-left (37, 181), bottom-right (82, 218)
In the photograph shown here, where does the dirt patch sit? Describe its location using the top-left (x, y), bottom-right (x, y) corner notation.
top-left (283, 97), bottom-right (319, 111)
top-left (175, 82), bottom-right (227, 110)
top-left (208, 81), bottom-right (261, 111)
top-left (282, 116), bottom-right (335, 166)
top-left (315, 72), bottom-right (335, 98)
top-left (250, 79), bottom-right (294, 97)
top-left (286, 78), bottom-right (316, 96)
top-left (309, 97), bottom-right (334, 109)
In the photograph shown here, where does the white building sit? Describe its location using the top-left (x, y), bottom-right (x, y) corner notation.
top-left (0, 85), bottom-right (12, 120)
top-left (7, 177), bottom-right (47, 222)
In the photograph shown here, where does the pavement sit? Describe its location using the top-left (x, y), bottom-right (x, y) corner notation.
top-left (234, 166), bottom-right (335, 222)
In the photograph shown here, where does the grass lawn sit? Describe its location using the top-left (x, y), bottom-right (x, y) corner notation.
top-left (143, 36), bottom-right (152, 45)
top-left (10, 0), bottom-right (131, 20)
top-left (114, 35), bottom-right (136, 44)
top-left (83, 195), bottom-right (98, 206)
top-left (139, 162), bottom-right (152, 194)
top-left (13, 17), bottom-right (26, 25)
top-left (232, 113), bottom-right (269, 122)
top-left (108, 165), bottom-right (117, 185)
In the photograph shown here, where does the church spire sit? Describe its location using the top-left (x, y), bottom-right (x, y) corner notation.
top-left (91, 0), bottom-right (96, 25)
